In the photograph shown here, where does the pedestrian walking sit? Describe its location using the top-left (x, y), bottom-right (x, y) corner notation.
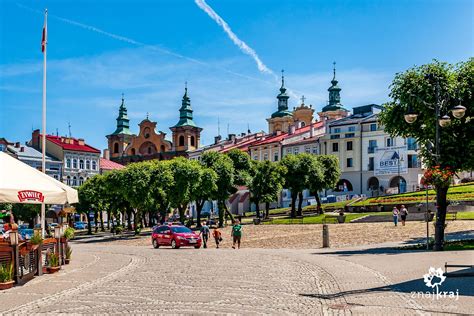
top-left (212, 227), bottom-right (222, 248)
top-left (231, 219), bottom-right (242, 249)
top-left (400, 205), bottom-right (408, 226)
top-left (199, 221), bottom-right (210, 248)
top-left (392, 206), bottom-right (400, 226)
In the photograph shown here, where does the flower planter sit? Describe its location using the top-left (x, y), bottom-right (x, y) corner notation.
top-left (65, 259), bottom-right (70, 264)
top-left (0, 281), bottom-right (14, 290)
top-left (337, 215), bottom-right (346, 223)
top-left (46, 266), bottom-right (60, 274)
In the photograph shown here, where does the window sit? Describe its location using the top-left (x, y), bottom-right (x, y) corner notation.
top-left (293, 147), bottom-right (299, 154)
top-left (161, 145), bottom-right (166, 152)
top-left (263, 153), bottom-right (268, 161)
top-left (368, 140), bottom-right (377, 153)
top-left (179, 135), bottom-right (185, 146)
top-left (345, 133), bottom-right (355, 138)
top-left (72, 176), bottom-right (77, 187)
top-left (312, 147), bottom-right (318, 154)
top-left (286, 148), bottom-right (292, 154)
top-left (253, 155), bottom-right (258, 160)
top-left (348, 126), bottom-right (356, 132)
top-left (330, 135), bottom-right (340, 139)
top-left (274, 153), bottom-right (279, 162)
top-left (79, 160), bottom-right (84, 169)
top-left (148, 147), bottom-right (152, 154)
top-left (368, 157), bottom-right (374, 171)
top-left (131, 148), bottom-right (136, 155)
top-left (92, 160), bottom-right (97, 170)
top-left (73, 159), bottom-right (77, 169)
top-left (305, 146), bottom-right (311, 153)
top-left (408, 154), bottom-right (420, 168)
top-left (66, 158), bottom-right (71, 168)
top-left (113, 143), bottom-right (119, 153)
top-left (370, 124), bottom-right (377, 131)
top-left (346, 141), bottom-right (353, 151)
top-left (332, 143), bottom-right (339, 152)
top-left (386, 137), bottom-right (394, 147)
top-left (407, 137), bottom-right (417, 150)
top-left (0, 144), bottom-right (4, 151)
top-left (334, 128), bottom-right (341, 133)
top-left (190, 136), bottom-right (195, 147)
top-left (79, 177), bottom-right (84, 186)
top-left (347, 158), bottom-right (353, 168)
top-left (66, 176), bottom-right (71, 186)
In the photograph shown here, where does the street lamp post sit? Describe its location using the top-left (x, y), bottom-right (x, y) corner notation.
top-left (404, 74), bottom-right (466, 250)
top-left (397, 151), bottom-right (404, 194)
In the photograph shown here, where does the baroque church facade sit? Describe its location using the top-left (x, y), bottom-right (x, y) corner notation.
top-left (106, 87), bottom-right (202, 165)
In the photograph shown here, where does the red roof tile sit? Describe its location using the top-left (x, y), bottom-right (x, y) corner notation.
top-left (46, 135), bottom-right (101, 153)
top-left (100, 158), bottom-right (125, 170)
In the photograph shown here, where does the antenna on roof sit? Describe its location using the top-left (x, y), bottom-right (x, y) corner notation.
top-left (217, 116), bottom-right (221, 137)
top-left (56, 128), bottom-right (59, 137)
top-left (68, 122), bottom-right (72, 138)
top-left (247, 123), bottom-right (251, 134)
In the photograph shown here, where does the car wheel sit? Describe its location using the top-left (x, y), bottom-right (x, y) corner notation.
top-left (194, 245), bottom-right (200, 249)
top-left (171, 239), bottom-right (179, 249)
top-left (152, 239), bottom-right (159, 249)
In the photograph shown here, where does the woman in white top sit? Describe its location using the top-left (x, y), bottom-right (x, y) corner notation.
top-left (392, 207), bottom-right (400, 226)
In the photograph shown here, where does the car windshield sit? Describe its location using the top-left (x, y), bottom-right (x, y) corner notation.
top-left (171, 226), bottom-right (192, 233)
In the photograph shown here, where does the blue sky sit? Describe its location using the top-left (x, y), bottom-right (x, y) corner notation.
top-left (1, 0), bottom-right (472, 150)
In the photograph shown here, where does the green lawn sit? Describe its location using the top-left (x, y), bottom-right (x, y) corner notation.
top-left (262, 212), bottom-right (392, 225)
top-left (457, 212), bottom-right (474, 220)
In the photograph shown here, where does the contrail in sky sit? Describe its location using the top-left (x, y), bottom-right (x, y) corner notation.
top-left (194, 0), bottom-right (277, 79)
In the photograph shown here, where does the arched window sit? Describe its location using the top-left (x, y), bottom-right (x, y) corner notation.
top-left (301, 122), bottom-right (306, 127)
top-left (86, 160), bottom-right (90, 169)
top-left (390, 176), bottom-right (407, 193)
top-left (66, 176), bottom-right (71, 186)
top-left (367, 177), bottom-right (379, 191)
top-left (79, 159), bottom-right (84, 169)
top-left (131, 148), bottom-right (136, 155)
top-left (160, 145), bottom-right (166, 152)
top-left (190, 136), bottom-right (195, 147)
top-left (179, 135), bottom-right (185, 146)
top-left (66, 158), bottom-right (71, 168)
top-left (79, 177), bottom-right (84, 186)
top-left (73, 159), bottom-right (77, 169)
top-left (148, 147), bottom-right (152, 154)
top-left (72, 176), bottom-right (77, 187)
top-left (114, 142), bottom-right (119, 153)
top-left (334, 179), bottom-right (353, 192)
top-left (92, 161), bottom-right (97, 170)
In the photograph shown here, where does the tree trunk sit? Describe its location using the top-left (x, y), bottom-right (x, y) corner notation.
top-left (290, 192), bottom-right (297, 218)
top-left (218, 200), bottom-right (225, 228)
top-left (223, 202), bottom-right (234, 224)
top-left (107, 211), bottom-right (111, 229)
top-left (94, 211), bottom-right (99, 233)
top-left (148, 212), bottom-right (154, 227)
top-left (313, 191), bottom-right (323, 215)
top-left (178, 205), bottom-right (186, 224)
top-left (255, 199), bottom-right (261, 219)
top-left (196, 200), bottom-right (204, 228)
top-left (99, 211), bottom-right (105, 232)
top-left (127, 209), bottom-right (132, 230)
top-left (297, 192), bottom-right (304, 217)
top-left (433, 185), bottom-right (449, 251)
top-left (142, 213), bottom-right (148, 228)
top-left (86, 212), bottom-right (92, 235)
top-left (265, 202), bottom-right (270, 219)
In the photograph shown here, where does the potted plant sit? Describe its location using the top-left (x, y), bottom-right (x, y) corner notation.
top-left (28, 233), bottom-right (43, 251)
top-left (0, 263), bottom-right (14, 290)
top-left (63, 227), bottom-right (75, 240)
top-left (337, 210), bottom-right (346, 224)
top-left (46, 252), bottom-right (60, 273)
top-left (65, 246), bottom-right (72, 264)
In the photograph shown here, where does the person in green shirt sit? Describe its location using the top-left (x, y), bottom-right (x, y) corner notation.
top-left (231, 219), bottom-right (242, 249)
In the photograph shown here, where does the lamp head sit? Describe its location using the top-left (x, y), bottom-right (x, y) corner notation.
top-left (451, 104), bottom-right (466, 119)
top-left (439, 115), bottom-right (451, 127)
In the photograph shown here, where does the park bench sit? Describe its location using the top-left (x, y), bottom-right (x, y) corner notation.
top-left (445, 262), bottom-right (474, 277)
top-left (446, 211), bottom-right (457, 221)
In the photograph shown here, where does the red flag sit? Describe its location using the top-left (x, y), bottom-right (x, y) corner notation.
top-left (41, 26), bottom-right (47, 53)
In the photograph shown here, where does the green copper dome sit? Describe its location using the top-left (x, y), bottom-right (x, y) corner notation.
top-left (271, 70), bottom-right (293, 118)
top-left (172, 86), bottom-right (198, 128)
top-left (322, 62), bottom-right (348, 113)
top-left (111, 96), bottom-right (133, 135)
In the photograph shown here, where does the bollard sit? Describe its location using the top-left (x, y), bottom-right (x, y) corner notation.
top-left (322, 224), bottom-right (329, 248)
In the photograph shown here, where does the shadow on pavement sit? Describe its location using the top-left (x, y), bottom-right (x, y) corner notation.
top-left (301, 268), bottom-right (474, 299)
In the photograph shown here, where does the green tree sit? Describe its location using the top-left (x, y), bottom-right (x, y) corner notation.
top-left (280, 154), bottom-right (307, 218)
top-left (200, 151), bottom-right (236, 227)
top-left (148, 161), bottom-right (174, 225)
top-left (249, 160), bottom-right (286, 219)
top-left (227, 149), bottom-right (252, 186)
top-left (312, 155), bottom-right (341, 214)
top-left (11, 204), bottom-right (40, 228)
top-left (168, 158), bottom-right (202, 223)
top-left (379, 59), bottom-right (474, 250)
top-left (191, 167), bottom-right (218, 227)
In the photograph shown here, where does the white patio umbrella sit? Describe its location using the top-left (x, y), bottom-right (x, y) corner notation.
top-left (0, 152), bottom-right (78, 204)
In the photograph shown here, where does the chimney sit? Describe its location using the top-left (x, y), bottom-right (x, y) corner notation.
top-left (310, 124), bottom-right (315, 138)
top-left (32, 129), bottom-right (40, 149)
top-left (103, 149), bottom-right (110, 160)
top-left (78, 138), bottom-right (85, 146)
top-left (15, 142), bottom-right (20, 148)
top-left (214, 135), bottom-right (222, 144)
top-left (228, 134), bottom-right (236, 142)
top-left (20, 146), bottom-right (25, 152)
top-left (288, 125), bottom-right (296, 135)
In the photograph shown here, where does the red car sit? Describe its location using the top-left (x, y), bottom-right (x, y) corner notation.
top-left (151, 224), bottom-right (201, 249)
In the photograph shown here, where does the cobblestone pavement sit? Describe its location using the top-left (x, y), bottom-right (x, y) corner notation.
top-left (0, 241), bottom-right (472, 315)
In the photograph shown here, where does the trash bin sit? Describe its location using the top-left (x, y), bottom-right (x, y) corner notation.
top-left (253, 218), bottom-right (261, 225)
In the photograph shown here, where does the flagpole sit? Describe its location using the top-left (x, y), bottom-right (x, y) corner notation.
top-left (41, 8), bottom-right (48, 238)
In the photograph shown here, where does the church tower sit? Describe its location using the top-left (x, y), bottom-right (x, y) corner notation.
top-left (318, 62), bottom-right (349, 121)
top-left (107, 95), bottom-right (135, 160)
top-left (267, 70), bottom-right (294, 134)
top-left (293, 95), bottom-right (315, 127)
top-left (170, 84), bottom-right (202, 153)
